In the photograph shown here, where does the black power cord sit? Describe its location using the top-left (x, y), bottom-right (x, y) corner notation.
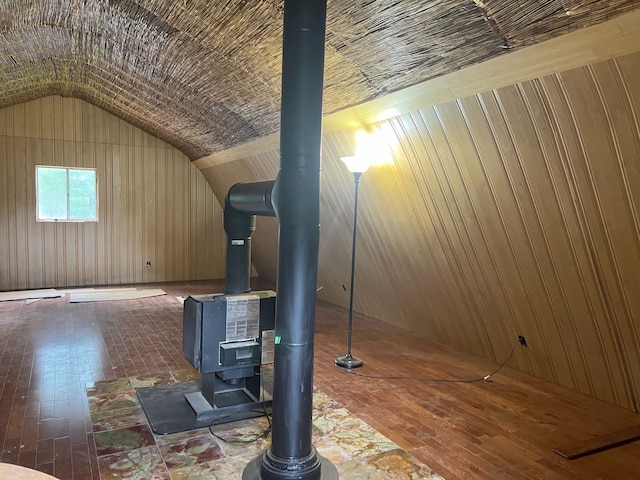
top-left (209, 366), bottom-right (273, 444)
top-left (210, 415), bottom-right (271, 444)
top-left (338, 341), bottom-right (521, 383)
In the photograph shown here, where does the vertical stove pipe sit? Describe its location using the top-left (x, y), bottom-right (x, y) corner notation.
top-left (243, 0), bottom-right (336, 479)
top-left (224, 181), bottom-right (275, 294)
top-left (223, 197), bottom-right (256, 295)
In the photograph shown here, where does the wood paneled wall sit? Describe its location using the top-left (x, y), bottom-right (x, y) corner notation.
top-left (0, 96), bottom-right (225, 290)
top-left (199, 51), bottom-right (640, 412)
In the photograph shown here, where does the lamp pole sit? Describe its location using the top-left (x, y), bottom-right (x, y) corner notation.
top-left (335, 158), bottom-right (366, 369)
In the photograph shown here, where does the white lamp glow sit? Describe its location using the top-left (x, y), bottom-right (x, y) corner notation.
top-left (340, 155), bottom-right (372, 174)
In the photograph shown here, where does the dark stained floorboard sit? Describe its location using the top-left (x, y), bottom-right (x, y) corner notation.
top-left (0, 279), bottom-right (639, 479)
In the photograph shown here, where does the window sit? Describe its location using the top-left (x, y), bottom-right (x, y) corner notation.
top-left (36, 166), bottom-right (98, 222)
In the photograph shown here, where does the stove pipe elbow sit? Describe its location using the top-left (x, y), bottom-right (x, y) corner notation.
top-left (223, 181), bottom-right (275, 294)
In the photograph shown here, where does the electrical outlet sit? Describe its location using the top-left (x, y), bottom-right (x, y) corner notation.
top-left (518, 335), bottom-right (527, 347)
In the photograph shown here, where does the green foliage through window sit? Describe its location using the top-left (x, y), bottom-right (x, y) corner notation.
top-left (36, 166), bottom-right (98, 222)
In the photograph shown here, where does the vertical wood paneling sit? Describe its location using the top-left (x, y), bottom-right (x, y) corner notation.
top-left (132, 145), bottom-right (143, 283)
top-left (590, 60), bottom-right (640, 410)
top-left (394, 114), bottom-right (494, 356)
top-left (0, 136), bottom-right (8, 288)
top-left (0, 96), bottom-right (225, 290)
top-left (114, 143), bottom-right (126, 283)
top-left (472, 90), bottom-right (570, 382)
top-left (24, 100), bottom-right (41, 139)
top-left (156, 147), bottom-right (167, 282)
top-left (167, 150), bottom-right (178, 280)
top-left (424, 105), bottom-right (521, 361)
top-left (6, 136), bottom-right (17, 288)
top-left (52, 96), bottom-right (63, 140)
top-left (26, 137), bottom-right (43, 288)
top-left (179, 149), bottom-right (191, 280)
top-left (13, 103), bottom-right (25, 138)
top-left (62, 98), bottom-right (73, 142)
top-left (189, 165), bottom-right (200, 279)
top-left (14, 136), bottom-right (27, 289)
top-left (614, 54), bottom-right (640, 409)
top-left (41, 96), bottom-right (54, 140)
top-left (198, 51), bottom-right (640, 412)
top-left (96, 142), bottom-right (107, 285)
top-left (143, 146), bottom-right (156, 283)
top-left (0, 106), bottom-right (6, 136)
top-left (171, 149), bottom-right (186, 281)
top-left (502, 81), bottom-right (600, 398)
top-left (562, 63), bottom-right (640, 409)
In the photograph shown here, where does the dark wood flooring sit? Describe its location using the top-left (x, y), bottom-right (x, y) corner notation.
top-left (1, 280), bottom-right (639, 479)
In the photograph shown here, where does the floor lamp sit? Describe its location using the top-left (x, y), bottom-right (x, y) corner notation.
top-left (335, 155), bottom-right (370, 369)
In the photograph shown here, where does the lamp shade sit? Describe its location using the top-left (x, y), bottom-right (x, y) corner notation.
top-left (340, 156), bottom-right (371, 174)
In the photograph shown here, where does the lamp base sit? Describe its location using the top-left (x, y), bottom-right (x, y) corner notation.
top-left (334, 354), bottom-right (363, 369)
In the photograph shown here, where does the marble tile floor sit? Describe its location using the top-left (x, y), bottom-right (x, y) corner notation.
top-left (87, 370), bottom-right (444, 480)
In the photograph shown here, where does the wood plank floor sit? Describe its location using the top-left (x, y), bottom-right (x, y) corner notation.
top-left (1, 279), bottom-right (639, 479)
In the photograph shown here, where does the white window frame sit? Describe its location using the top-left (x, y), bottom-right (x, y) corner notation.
top-left (35, 166), bottom-right (99, 222)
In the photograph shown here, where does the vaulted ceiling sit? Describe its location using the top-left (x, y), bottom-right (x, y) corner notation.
top-left (1, 0), bottom-right (638, 159)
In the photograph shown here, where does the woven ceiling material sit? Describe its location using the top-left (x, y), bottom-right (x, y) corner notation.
top-left (1, 1), bottom-right (638, 159)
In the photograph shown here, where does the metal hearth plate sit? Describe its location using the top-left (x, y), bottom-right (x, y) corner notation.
top-left (136, 380), bottom-right (272, 435)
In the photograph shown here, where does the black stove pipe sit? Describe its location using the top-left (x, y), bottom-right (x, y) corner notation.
top-left (224, 181), bottom-right (275, 295)
top-left (243, 0), bottom-right (336, 478)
